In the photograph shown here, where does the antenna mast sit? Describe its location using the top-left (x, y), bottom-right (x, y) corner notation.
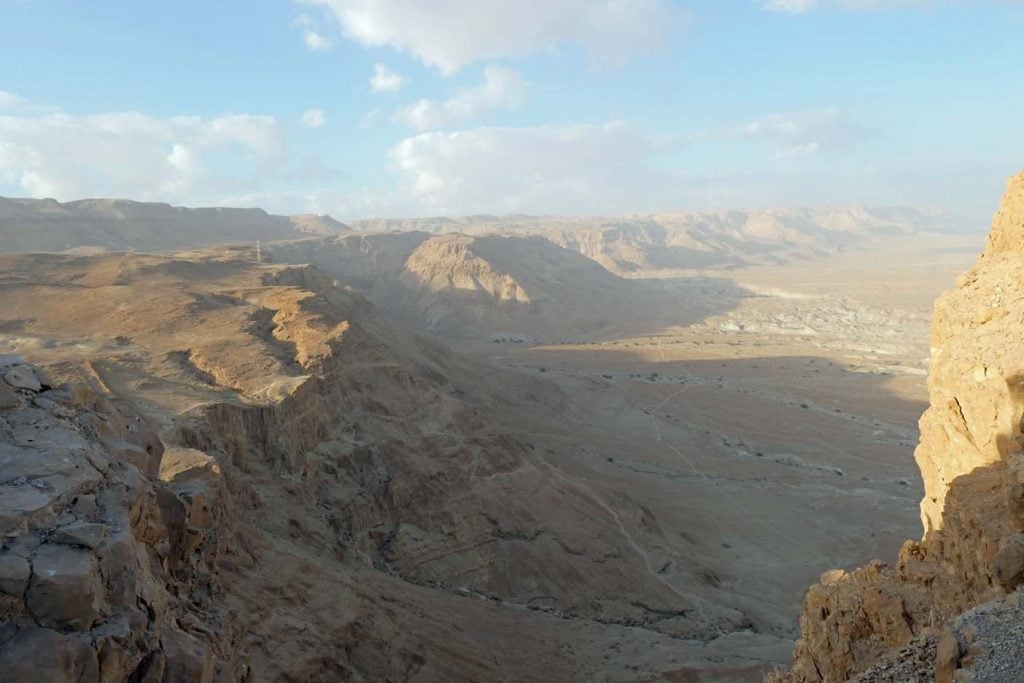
top-left (256, 240), bottom-right (262, 264)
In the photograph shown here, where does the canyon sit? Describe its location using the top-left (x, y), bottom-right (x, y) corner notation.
top-left (0, 186), bottom-right (1000, 681)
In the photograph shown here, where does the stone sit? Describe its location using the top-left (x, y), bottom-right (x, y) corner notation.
top-left (0, 553), bottom-right (31, 596)
top-left (53, 521), bottom-right (108, 549)
top-left (993, 534), bottom-right (1024, 591)
top-left (0, 384), bottom-right (21, 410)
top-left (0, 627), bottom-right (97, 683)
top-left (819, 569), bottom-right (847, 585)
top-left (161, 626), bottom-right (215, 683)
top-left (3, 366), bottom-right (41, 392)
top-left (935, 628), bottom-right (964, 683)
top-left (26, 544), bottom-right (104, 630)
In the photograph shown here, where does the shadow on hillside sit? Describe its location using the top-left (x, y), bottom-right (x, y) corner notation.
top-left (497, 349), bottom-right (929, 644)
top-left (266, 233), bottom-right (754, 343)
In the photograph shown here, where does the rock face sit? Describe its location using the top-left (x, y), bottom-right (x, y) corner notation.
top-left (772, 171), bottom-right (1024, 682)
top-left (0, 251), bottom-right (789, 680)
top-left (267, 232), bottom-right (673, 341)
top-left (0, 359), bottom-right (239, 681)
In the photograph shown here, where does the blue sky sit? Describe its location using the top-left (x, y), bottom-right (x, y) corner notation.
top-left (1, 0), bottom-right (1022, 221)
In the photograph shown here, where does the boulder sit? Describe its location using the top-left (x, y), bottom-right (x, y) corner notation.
top-left (3, 366), bottom-right (41, 392)
top-left (161, 626), bottom-right (215, 683)
top-left (53, 521), bottom-right (108, 550)
top-left (0, 553), bottom-right (31, 596)
top-left (0, 627), bottom-right (97, 683)
top-left (26, 544), bottom-right (104, 630)
top-left (993, 533), bottom-right (1024, 591)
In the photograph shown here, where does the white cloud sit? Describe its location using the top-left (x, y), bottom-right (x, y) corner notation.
top-left (761, 0), bottom-right (928, 12)
top-left (709, 108), bottom-right (873, 156)
top-left (303, 30), bottom-right (332, 51)
top-left (0, 102), bottom-right (284, 202)
top-left (396, 66), bottom-right (526, 130)
top-left (388, 122), bottom-right (678, 214)
top-left (300, 108), bottom-right (327, 128)
top-left (359, 108), bottom-right (382, 129)
top-left (303, 0), bottom-right (684, 74)
top-left (0, 91), bottom-right (34, 113)
top-left (369, 63), bottom-right (406, 93)
top-left (295, 14), bottom-right (333, 50)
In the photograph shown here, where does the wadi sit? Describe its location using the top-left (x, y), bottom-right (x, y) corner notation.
top-left (0, 178), bottom-right (1004, 680)
top-left (3, 3), bottom-right (1022, 681)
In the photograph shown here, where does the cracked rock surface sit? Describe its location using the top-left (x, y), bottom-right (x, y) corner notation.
top-left (0, 359), bottom-right (237, 682)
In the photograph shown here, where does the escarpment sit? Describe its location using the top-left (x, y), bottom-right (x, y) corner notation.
top-left (774, 171), bottom-right (1024, 682)
top-left (0, 249), bottom-right (786, 680)
top-left (0, 358), bottom-right (243, 681)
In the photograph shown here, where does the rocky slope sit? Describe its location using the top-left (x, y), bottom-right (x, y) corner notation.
top-left (349, 207), bottom-right (971, 275)
top-left (266, 232), bottom-right (702, 342)
top-left (771, 171), bottom-right (1024, 682)
top-left (0, 197), bottom-right (348, 252)
top-left (0, 357), bottom-right (241, 680)
top-left (0, 248), bottom-right (785, 680)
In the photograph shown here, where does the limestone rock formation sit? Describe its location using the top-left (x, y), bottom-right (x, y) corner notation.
top-left (0, 358), bottom-right (239, 681)
top-left (772, 171), bottom-right (1024, 682)
top-left (0, 249), bottom-right (785, 680)
top-left (267, 232), bottom-right (671, 341)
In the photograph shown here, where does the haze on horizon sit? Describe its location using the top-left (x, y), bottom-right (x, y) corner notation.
top-left (1, 0), bottom-right (1023, 223)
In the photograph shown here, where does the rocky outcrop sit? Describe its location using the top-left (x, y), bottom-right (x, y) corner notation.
top-left (0, 357), bottom-right (241, 682)
top-left (772, 171), bottom-right (1024, 682)
top-left (0, 250), bottom-right (784, 680)
top-left (267, 232), bottom-right (665, 341)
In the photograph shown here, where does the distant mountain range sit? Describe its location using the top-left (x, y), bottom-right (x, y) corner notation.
top-left (349, 206), bottom-right (975, 274)
top-left (0, 196), bottom-right (975, 277)
top-left (0, 196), bottom-right (349, 253)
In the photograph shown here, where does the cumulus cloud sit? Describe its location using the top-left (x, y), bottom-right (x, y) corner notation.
top-left (396, 66), bottom-right (526, 130)
top-left (761, 0), bottom-right (928, 12)
top-left (369, 63), bottom-right (406, 93)
top-left (708, 108), bottom-right (874, 157)
top-left (295, 14), bottom-right (332, 51)
top-left (0, 91), bottom-right (34, 113)
top-left (300, 108), bottom-right (327, 128)
top-left (0, 100), bottom-right (285, 202)
top-left (388, 122), bottom-right (678, 214)
top-left (303, 0), bottom-right (684, 74)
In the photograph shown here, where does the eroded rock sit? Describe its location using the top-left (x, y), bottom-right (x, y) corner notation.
top-left (0, 553), bottom-right (30, 596)
top-left (53, 521), bottom-right (108, 549)
top-left (774, 172), bottom-right (1024, 680)
top-left (26, 544), bottom-right (104, 630)
top-left (0, 627), bottom-right (97, 683)
top-left (3, 365), bottom-right (41, 392)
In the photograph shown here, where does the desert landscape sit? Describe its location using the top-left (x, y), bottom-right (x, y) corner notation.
top-left (3, 2), bottom-right (1024, 681)
top-left (0, 190), bottom-right (991, 680)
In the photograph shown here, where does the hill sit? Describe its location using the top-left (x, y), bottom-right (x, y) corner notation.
top-left (348, 206), bottom-right (973, 275)
top-left (0, 196), bottom-right (348, 252)
top-left (267, 232), bottom-right (737, 342)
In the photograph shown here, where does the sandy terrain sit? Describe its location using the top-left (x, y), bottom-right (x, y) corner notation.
top-left (0, 205), bottom-right (985, 680)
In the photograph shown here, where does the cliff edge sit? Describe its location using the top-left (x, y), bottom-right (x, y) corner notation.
top-left (772, 171), bottom-right (1024, 682)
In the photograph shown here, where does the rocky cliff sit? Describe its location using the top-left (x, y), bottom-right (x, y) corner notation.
top-left (0, 248), bottom-right (782, 681)
top-left (0, 357), bottom-right (243, 680)
top-left (773, 171), bottom-right (1024, 682)
top-left (267, 232), bottom-right (673, 342)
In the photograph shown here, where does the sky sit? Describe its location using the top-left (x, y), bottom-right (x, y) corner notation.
top-left (1, 0), bottom-right (1022, 222)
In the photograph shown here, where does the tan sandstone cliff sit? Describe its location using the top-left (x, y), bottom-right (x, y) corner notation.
top-left (774, 171), bottom-right (1024, 682)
